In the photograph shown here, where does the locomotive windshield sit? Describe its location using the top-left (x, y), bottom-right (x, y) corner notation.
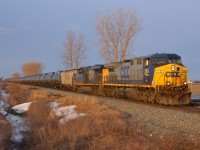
top-left (151, 54), bottom-right (182, 66)
top-left (168, 57), bottom-right (182, 64)
top-left (152, 57), bottom-right (167, 65)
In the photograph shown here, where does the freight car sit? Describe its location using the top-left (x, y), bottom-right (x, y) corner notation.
top-left (6, 53), bottom-right (191, 105)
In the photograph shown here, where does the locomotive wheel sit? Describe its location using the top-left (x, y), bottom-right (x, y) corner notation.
top-left (181, 93), bottom-right (191, 104)
top-left (92, 86), bottom-right (99, 94)
top-left (113, 89), bottom-right (119, 98)
top-left (101, 86), bottom-right (118, 98)
top-left (110, 87), bottom-right (118, 98)
top-left (72, 86), bottom-right (78, 92)
top-left (101, 86), bottom-right (108, 97)
top-left (138, 87), bottom-right (155, 103)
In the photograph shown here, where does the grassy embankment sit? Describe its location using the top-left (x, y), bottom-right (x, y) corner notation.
top-left (1, 82), bottom-right (199, 150)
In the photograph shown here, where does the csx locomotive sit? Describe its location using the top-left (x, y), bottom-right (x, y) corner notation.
top-left (7, 53), bottom-right (191, 105)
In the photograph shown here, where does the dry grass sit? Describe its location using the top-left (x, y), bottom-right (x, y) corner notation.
top-left (3, 83), bottom-right (31, 106)
top-left (0, 115), bottom-right (12, 149)
top-left (22, 96), bottom-right (149, 150)
top-left (0, 82), bottom-right (9, 90)
top-left (22, 100), bottom-right (62, 149)
top-left (57, 96), bottom-right (98, 113)
top-left (1, 83), bottom-right (199, 149)
top-left (22, 95), bottom-right (200, 150)
top-left (29, 90), bottom-right (52, 101)
top-left (23, 100), bottom-right (70, 149)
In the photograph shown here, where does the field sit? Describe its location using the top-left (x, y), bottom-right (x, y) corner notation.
top-left (191, 83), bottom-right (200, 95)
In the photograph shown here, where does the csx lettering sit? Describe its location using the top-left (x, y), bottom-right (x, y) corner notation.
top-left (121, 66), bottom-right (129, 78)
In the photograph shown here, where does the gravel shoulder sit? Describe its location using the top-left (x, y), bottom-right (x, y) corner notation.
top-left (98, 98), bottom-right (200, 137)
top-left (34, 86), bottom-right (200, 139)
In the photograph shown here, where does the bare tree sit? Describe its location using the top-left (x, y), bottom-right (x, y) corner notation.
top-left (22, 61), bottom-right (43, 76)
top-left (61, 30), bottom-right (86, 70)
top-left (11, 72), bottom-right (21, 78)
top-left (96, 8), bottom-right (142, 63)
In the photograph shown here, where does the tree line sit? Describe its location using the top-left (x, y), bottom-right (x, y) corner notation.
top-left (11, 62), bottom-right (43, 78)
top-left (11, 8), bottom-right (141, 78)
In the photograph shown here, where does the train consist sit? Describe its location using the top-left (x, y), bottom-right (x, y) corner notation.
top-left (7, 53), bottom-right (191, 105)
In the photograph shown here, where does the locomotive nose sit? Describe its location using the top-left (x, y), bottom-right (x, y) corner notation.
top-left (153, 64), bottom-right (188, 86)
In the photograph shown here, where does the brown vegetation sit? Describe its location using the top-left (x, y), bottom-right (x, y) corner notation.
top-left (1, 83), bottom-right (199, 149)
top-left (0, 82), bottom-right (8, 92)
top-left (23, 98), bottom-right (148, 150)
top-left (29, 90), bottom-right (51, 101)
top-left (22, 61), bottom-right (43, 76)
top-left (4, 83), bottom-right (31, 106)
top-left (11, 72), bottom-right (21, 78)
top-left (22, 95), bottom-right (200, 150)
top-left (0, 115), bottom-right (12, 149)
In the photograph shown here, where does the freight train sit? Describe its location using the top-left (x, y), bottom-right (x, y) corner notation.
top-left (6, 53), bottom-right (191, 105)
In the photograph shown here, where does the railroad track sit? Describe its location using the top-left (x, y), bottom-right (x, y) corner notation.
top-left (177, 97), bottom-right (200, 113)
top-left (114, 95), bottom-right (200, 114)
top-left (4, 82), bottom-right (200, 115)
top-left (24, 83), bottom-right (200, 115)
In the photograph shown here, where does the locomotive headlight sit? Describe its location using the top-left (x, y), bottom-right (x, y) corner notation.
top-left (183, 81), bottom-right (187, 85)
top-left (166, 81), bottom-right (170, 86)
top-left (171, 65), bottom-right (175, 71)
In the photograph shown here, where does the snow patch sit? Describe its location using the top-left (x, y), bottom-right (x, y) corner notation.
top-left (53, 105), bottom-right (77, 116)
top-left (12, 102), bottom-right (33, 113)
top-left (1, 90), bottom-right (8, 98)
top-left (0, 100), bottom-right (10, 110)
top-left (6, 114), bottom-right (29, 143)
top-left (0, 89), bottom-right (29, 144)
top-left (1, 87), bottom-right (86, 144)
top-left (59, 112), bottom-right (86, 124)
top-left (49, 101), bottom-right (61, 109)
top-left (0, 110), bottom-right (8, 116)
top-left (0, 90), bottom-right (10, 111)
top-left (50, 103), bottom-right (86, 124)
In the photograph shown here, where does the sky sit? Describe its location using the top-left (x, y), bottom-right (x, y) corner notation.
top-left (0, 0), bottom-right (200, 80)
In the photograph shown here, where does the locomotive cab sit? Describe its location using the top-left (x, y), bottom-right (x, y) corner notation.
top-left (150, 53), bottom-right (188, 87)
top-left (149, 53), bottom-right (191, 104)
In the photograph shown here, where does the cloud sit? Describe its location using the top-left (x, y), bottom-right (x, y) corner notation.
top-left (0, 26), bottom-right (15, 33)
